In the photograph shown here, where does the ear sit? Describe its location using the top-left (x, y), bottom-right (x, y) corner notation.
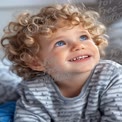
top-left (28, 59), bottom-right (45, 71)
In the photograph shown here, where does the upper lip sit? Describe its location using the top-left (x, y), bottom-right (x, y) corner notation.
top-left (68, 54), bottom-right (91, 61)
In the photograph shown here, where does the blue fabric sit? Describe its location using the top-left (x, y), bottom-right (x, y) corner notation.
top-left (0, 101), bottom-right (16, 122)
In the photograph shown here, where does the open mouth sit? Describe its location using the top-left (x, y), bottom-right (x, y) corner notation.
top-left (69, 55), bottom-right (90, 62)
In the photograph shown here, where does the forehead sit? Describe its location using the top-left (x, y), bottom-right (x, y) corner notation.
top-left (57, 24), bottom-right (86, 32)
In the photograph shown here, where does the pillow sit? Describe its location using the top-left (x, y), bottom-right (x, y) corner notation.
top-left (0, 101), bottom-right (16, 122)
top-left (0, 58), bottom-right (21, 104)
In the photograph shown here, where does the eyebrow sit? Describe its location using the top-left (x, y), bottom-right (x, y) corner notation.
top-left (47, 36), bottom-right (64, 46)
top-left (52, 31), bottom-right (88, 40)
top-left (77, 30), bottom-right (89, 34)
top-left (52, 36), bottom-right (66, 41)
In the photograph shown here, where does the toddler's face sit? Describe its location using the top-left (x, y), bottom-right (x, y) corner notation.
top-left (38, 24), bottom-right (100, 81)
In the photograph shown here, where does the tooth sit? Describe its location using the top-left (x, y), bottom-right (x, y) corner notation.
top-left (70, 55), bottom-right (88, 62)
top-left (79, 56), bottom-right (83, 59)
top-left (76, 57), bottom-right (79, 60)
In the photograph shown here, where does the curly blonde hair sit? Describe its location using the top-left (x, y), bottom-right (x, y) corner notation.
top-left (1, 4), bottom-right (108, 80)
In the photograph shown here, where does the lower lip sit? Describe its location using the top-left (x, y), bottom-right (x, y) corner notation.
top-left (69, 57), bottom-right (90, 63)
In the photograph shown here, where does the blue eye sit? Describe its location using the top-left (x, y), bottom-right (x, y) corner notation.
top-left (55, 41), bottom-right (66, 47)
top-left (80, 35), bottom-right (89, 41)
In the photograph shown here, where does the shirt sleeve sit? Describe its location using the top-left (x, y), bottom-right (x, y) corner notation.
top-left (100, 67), bottom-right (122, 122)
top-left (14, 83), bottom-right (51, 122)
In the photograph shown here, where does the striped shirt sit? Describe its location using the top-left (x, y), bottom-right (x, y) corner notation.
top-left (14, 60), bottom-right (122, 122)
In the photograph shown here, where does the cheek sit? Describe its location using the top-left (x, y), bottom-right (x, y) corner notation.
top-left (43, 52), bottom-right (66, 72)
top-left (89, 42), bottom-right (100, 58)
top-left (43, 54), bottom-right (59, 70)
top-left (43, 57), bottom-right (61, 75)
top-left (90, 42), bottom-right (99, 52)
top-left (48, 51), bottom-right (65, 62)
top-left (43, 56), bottom-right (56, 67)
top-left (94, 46), bottom-right (100, 60)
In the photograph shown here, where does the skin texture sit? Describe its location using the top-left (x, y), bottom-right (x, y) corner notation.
top-left (32, 24), bottom-right (100, 97)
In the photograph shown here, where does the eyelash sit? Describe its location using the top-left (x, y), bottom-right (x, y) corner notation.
top-left (54, 35), bottom-right (89, 47)
top-left (80, 35), bottom-right (89, 41)
top-left (55, 41), bottom-right (66, 47)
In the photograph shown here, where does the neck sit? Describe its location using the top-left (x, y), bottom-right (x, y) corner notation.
top-left (55, 71), bottom-right (91, 98)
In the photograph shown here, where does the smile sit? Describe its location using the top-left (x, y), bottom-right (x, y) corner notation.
top-left (69, 55), bottom-right (90, 62)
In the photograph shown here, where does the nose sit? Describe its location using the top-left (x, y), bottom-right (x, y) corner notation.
top-left (71, 42), bottom-right (85, 52)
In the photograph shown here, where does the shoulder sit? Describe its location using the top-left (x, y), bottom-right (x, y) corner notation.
top-left (95, 60), bottom-right (122, 74)
top-left (17, 74), bottom-right (54, 99)
top-left (94, 60), bottom-right (122, 81)
top-left (99, 59), bottom-right (122, 67)
top-left (90, 60), bottom-right (122, 94)
top-left (21, 74), bottom-right (53, 88)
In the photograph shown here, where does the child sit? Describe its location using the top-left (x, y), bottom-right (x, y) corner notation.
top-left (1, 4), bottom-right (122, 122)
